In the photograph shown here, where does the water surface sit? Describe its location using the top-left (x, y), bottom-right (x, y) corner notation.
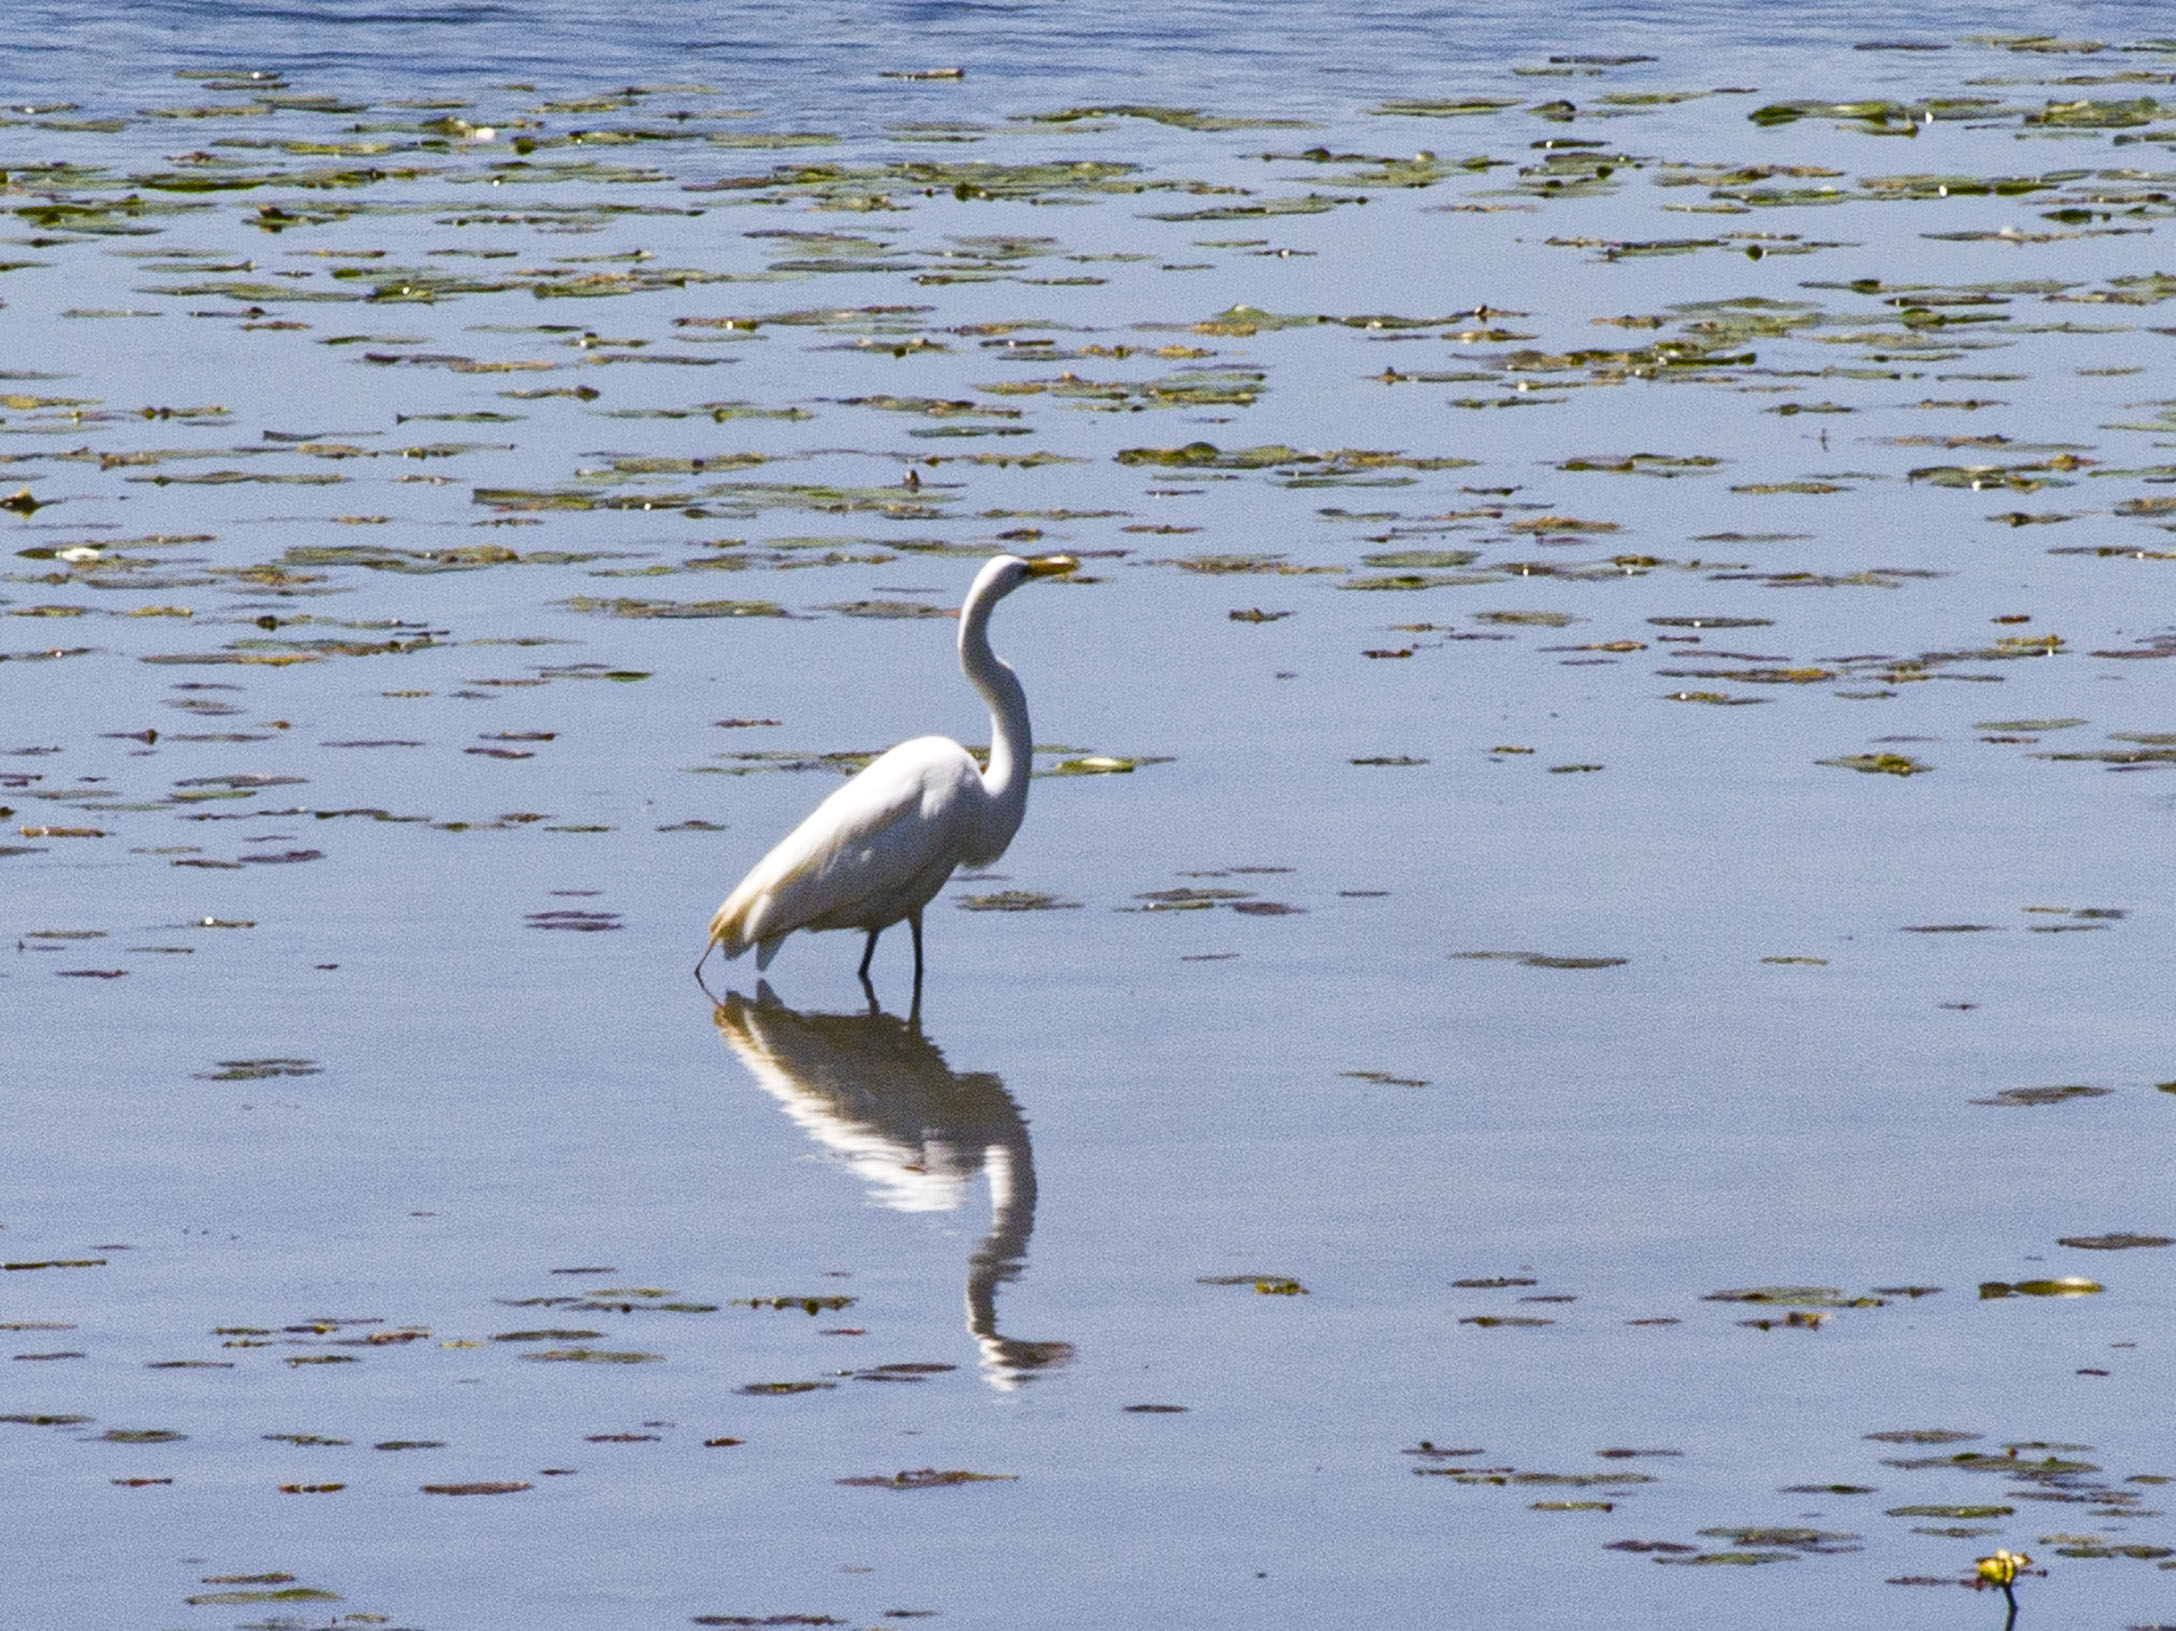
top-left (4, 5), bottom-right (2175, 1627)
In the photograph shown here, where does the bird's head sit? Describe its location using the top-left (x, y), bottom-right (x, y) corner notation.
top-left (964, 552), bottom-right (1077, 610)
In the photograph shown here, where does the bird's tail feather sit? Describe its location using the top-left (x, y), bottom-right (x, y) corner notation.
top-left (708, 894), bottom-right (757, 960)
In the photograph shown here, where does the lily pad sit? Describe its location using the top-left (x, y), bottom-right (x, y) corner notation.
top-left (1451, 950), bottom-right (1627, 969)
top-left (956, 890), bottom-right (1081, 911)
top-left (1971, 1084), bottom-right (2113, 1106)
top-left (1820, 753), bottom-right (1932, 776)
top-left (422, 1481), bottom-right (533, 1495)
top-left (1979, 1278), bottom-right (2104, 1298)
top-left (2056, 1233), bottom-right (2171, 1249)
top-left (836, 1467), bottom-right (1018, 1489)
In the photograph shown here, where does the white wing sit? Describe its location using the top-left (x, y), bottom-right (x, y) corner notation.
top-left (709, 736), bottom-right (988, 966)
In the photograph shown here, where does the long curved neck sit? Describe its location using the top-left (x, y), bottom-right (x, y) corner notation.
top-left (958, 584), bottom-right (1031, 857)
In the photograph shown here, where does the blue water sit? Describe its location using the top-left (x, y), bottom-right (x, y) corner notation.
top-left (16, 0), bottom-right (2176, 112)
top-left (5, 5), bottom-right (2176, 1628)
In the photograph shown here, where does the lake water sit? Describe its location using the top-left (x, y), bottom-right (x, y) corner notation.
top-left (5, 3), bottom-right (2176, 1627)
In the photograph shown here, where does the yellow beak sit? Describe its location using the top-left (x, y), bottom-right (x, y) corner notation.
top-left (1025, 554), bottom-right (1078, 578)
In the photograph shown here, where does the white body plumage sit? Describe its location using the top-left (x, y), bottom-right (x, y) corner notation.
top-left (702, 553), bottom-right (1075, 987)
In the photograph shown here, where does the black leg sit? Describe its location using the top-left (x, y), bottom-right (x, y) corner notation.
top-left (908, 912), bottom-right (925, 1010)
top-left (858, 926), bottom-right (880, 980)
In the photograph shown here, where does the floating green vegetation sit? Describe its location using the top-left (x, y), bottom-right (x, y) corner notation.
top-left (1820, 752), bottom-right (1932, 776)
top-left (689, 156), bottom-right (1165, 208)
top-left (831, 393), bottom-right (1020, 419)
top-left (2057, 1232), bottom-right (2171, 1249)
top-left (526, 909), bottom-right (620, 931)
top-left (4, 1258), bottom-right (107, 1271)
top-left (1692, 1527), bottom-right (1860, 1555)
top-left (1749, 97), bottom-right (2006, 133)
top-left (1153, 551), bottom-right (1341, 575)
top-left (1340, 572), bottom-right (1490, 590)
top-left (1189, 303), bottom-right (1483, 335)
top-left (1733, 479), bottom-right (1852, 495)
top-left (697, 748), bottom-right (878, 777)
top-left (956, 890), bottom-right (1081, 911)
top-left (837, 1467), bottom-right (1019, 1488)
top-left (1867, 1428), bottom-right (1980, 1445)
top-left (1122, 441), bottom-right (1479, 478)
top-left (1265, 149), bottom-right (1503, 189)
top-left (2033, 742), bottom-right (2176, 766)
top-left (1910, 459), bottom-right (2081, 491)
top-left (1372, 98), bottom-right (1521, 119)
top-left (1143, 193), bottom-right (1362, 222)
top-left (1129, 886), bottom-right (1251, 911)
top-left (1513, 148), bottom-right (1649, 200)
top-left (1198, 1274), bottom-right (1308, 1295)
top-left (1559, 452), bottom-right (1722, 477)
top-left (1451, 950), bottom-right (1628, 969)
top-left (193, 1057), bottom-right (321, 1080)
top-left (476, 479), bottom-right (950, 520)
top-left (1971, 1084), bottom-right (2114, 1106)
top-left (1705, 1286), bottom-right (1884, 1308)
top-left (1978, 1278), bottom-right (2103, 1298)
top-left (1041, 754), bottom-right (1162, 775)
top-left (1475, 610), bottom-right (1581, 626)
top-left (128, 467), bottom-right (347, 488)
top-left (1361, 549), bottom-right (1482, 568)
top-left (979, 366), bottom-right (1263, 410)
top-left (422, 1480), bottom-right (533, 1494)
top-left (280, 541), bottom-right (614, 573)
top-left (562, 594), bottom-right (786, 618)
top-left (603, 400), bottom-right (814, 422)
top-left (1655, 1550), bottom-right (1800, 1566)
top-left (1656, 661), bottom-right (1836, 684)
top-left (1507, 517), bottom-right (1620, 537)
top-left (820, 598), bottom-right (949, 618)
top-left (1028, 103), bottom-right (1311, 131)
top-left (1888, 1445), bottom-right (2100, 1480)
top-left (1418, 1466), bottom-right (1656, 1487)
top-left (568, 1287), bottom-right (718, 1312)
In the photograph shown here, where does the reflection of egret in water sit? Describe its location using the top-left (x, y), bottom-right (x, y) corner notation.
top-left (710, 987), bottom-right (1072, 1388)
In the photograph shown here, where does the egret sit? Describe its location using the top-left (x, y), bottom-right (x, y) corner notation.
top-left (699, 552), bottom-right (1076, 993)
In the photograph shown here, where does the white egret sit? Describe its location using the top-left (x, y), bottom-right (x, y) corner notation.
top-left (699, 552), bottom-right (1076, 990)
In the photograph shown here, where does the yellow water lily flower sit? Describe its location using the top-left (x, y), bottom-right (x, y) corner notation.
top-left (1975, 1549), bottom-right (2033, 1588)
